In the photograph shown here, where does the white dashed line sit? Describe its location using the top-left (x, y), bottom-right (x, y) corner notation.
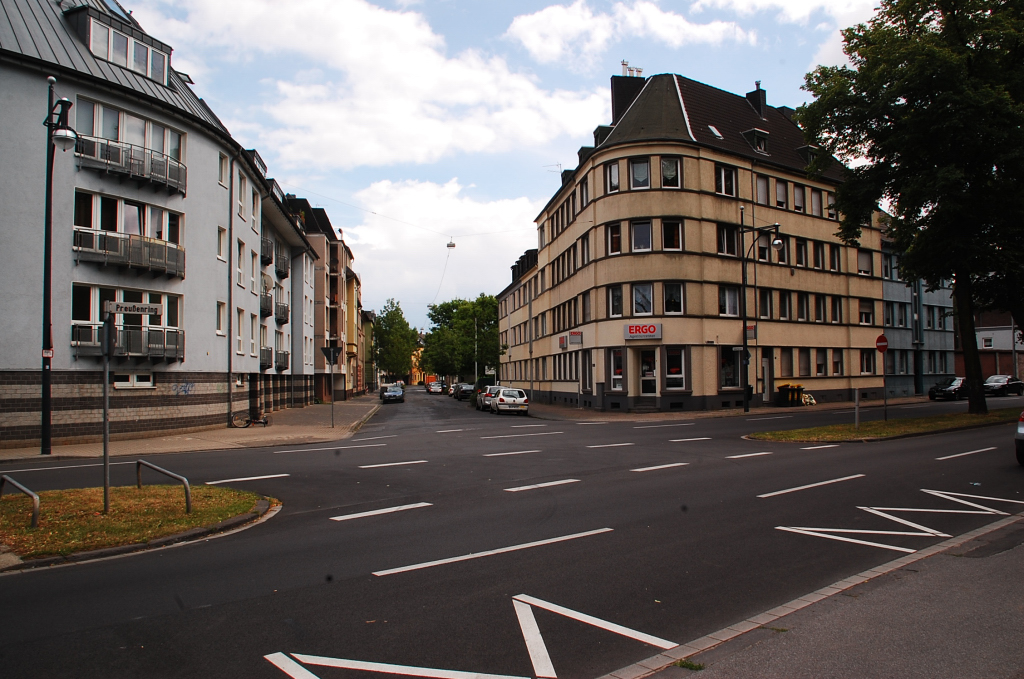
top-left (669, 437), bottom-right (711, 442)
top-left (633, 423), bottom-right (695, 429)
top-left (936, 446), bottom-right (997, 461)
top-left (586, 442), bottom-right (634, 448)
top-left (511, 424), bottom-right (547, 428)
top-left (801, 444), bottom-right (839, 450)
top-left (330, 502), bottom-right (432, 521)
top-left (275, 444), bottom-right (386, 454)
top-left (726, 452), bottom-right (773, 459)
top-left (351, 435), bottom-right (397, 442)
top-left (436, 429), bottom-right (463, 433)
top-left (484, 450), bottom-right (540, 457)
top-left (504, 479), bottom-right (580, 492)
top-left (481, 432), bottom-right (563, 440)
top-left (577, 422), bottom-right (608, 425)
top-left (358, 460), bottom-right (428, 469)
top-left (758, 474), bottom-right (866, 498)
top-left (630, 462), bottom-right (689, 472)
top-left (205, 474), bottom-right (290, 485)
top-left (746, 416), bottom-right (793, 421)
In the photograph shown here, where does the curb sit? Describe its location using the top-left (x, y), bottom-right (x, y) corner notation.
top-left (743, 418), bottom-right (1017, 444)
top-left (597, 509), bottom-right (1024, 679)
top-left (350, 404), bottom-right (381, 433)
top-left (0, 498), bottom-right (274, 573)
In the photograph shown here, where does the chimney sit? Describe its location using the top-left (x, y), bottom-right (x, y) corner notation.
top-left (745, 81), bottom-right (767, 119)
top-left (621, 60), bottom-right (629, 76)
top-left (610, 75), bottom-right (646, 125)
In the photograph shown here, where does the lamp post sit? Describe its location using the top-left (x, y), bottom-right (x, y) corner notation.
top-left (738, 208), bottom-right (782, 413)
top-left (40, 76), bottom-right (77, 455)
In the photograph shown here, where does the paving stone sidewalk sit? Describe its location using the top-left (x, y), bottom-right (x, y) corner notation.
top-left (0, 396), bottom-right (379, 463)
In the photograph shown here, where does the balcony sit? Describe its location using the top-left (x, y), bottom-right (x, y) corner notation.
top-left (260, 293), bottom-right (274, 318)
top-left (71, 323), bottom-right (184, 362)
top-left (261, 237), bottom-right (274, 265)
top-left (75, 135), bottom-right (186, 195)
top-left (73, 228), bottom-right (185, 278)
top-left (328, 258), bottom-right (339, 274)
top-left (275, 350), bottom-right (290, 371)
top-left (275, 302), bottom-right (289, 325)
top-left (260, 346), bottom-right (273, 370)
top-left (275, 245), bottom-right (290, 279)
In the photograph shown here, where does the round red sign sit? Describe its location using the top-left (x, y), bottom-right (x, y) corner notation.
top-left (876, 335), bottom-right (889, 353)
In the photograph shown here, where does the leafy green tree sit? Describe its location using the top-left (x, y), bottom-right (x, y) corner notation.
top-left (374, 299), bottom-right (418, 380)
top-left (421, 294), bottom-right (505, 381)
top-left (796, 0), bottom-right (1024, 413)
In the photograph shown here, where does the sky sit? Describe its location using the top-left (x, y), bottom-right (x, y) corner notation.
top-left (129, 0), bottom-right (879, 329)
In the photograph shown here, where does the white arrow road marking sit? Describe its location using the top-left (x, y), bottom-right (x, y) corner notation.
top-left (513, 595), bottom-right (677, 650)
top-left (513, 600), bottom-right (557, 678)
top-left (330, 503), bottom-right (432, 522)
top-left (290, 654), bottom-right (530, 679)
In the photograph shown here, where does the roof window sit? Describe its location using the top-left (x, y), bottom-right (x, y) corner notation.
top-left (708, 125), bottom-right (724, 140)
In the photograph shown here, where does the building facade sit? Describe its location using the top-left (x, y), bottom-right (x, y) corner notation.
top-left (498, 73), bottom-right (886, 412)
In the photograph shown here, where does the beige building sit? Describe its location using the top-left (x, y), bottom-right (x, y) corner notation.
top-left (498, 73), bottom-right (885, 412)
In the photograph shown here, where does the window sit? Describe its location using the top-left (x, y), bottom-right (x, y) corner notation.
top-left (811, 189), bottom-right (823, 217)
top-left (607, 348), bottom-right (625, 390)
top-left (236, 308), bottom-right (244, 354)
top-left (815, 294), bottom-right (827, 322)
top-left (661, 157), bottom-right (680, 188)
top-left (797, 293), bottom-right (809, 321)
top-left (775, 179), bottom-right (788, 208)
top-left (795, 239), bottom-right (808, 266)
top-left (897, 303), bottom-right (908, 327)
top-left (799, 348), bottom-right (811, 377)
top-left (857, 249), bottom-right (873, 275)
top-left (607, 224), bottom-right (622, 255)
top-left (758, 288), bottom-right (772, 319)
top-left (827, 193), bottom-right (837, 219)
top-left (982, 337), bottom-right (993, 348)
top-left (88, 19), bottom-right (169, 83)
top-left (859, 299), bottom-right (874, 325)
top-left (666, 347), bottom-right (685, 389)
top-left (755, 175), bottom-right (769, 205)
top-left (882, 254), bottom-right (892, 279)
top-left (252, 189), bottom-right (260, 231)
top-left (816, 348), bottom-right (827, 376)
top-left (250, 314), bottom-right (257, 355)
top-left (238, 172), bottom-right (247, 217)
top-left (717, 224), bottom-right (738, 256)
top-left (776, 236), bottom-right (789, 264)
top-left (829, 244), bottom-right (841, 271)
top-left (217, 228), bottom-right (227, 260)
top-left (813, 242), bottom-right (825, 269)
top-left (582, 291), bottom-right (591, 322)
top-left (831, 297), bottom-right (843, 324)
top-left (632, 283), bottom-right (653, 315)
top-left (664, 283), bottom-right (684, 314)
top-left (793, 185), bottom-right (805, 212)
top-left (720, 347), bottom-right (740, 388)
top-left (860, 349), bottom-right (876, 374)
top-left (236, 240), bottom-right (244, 285)
top-left (216, 302), bottom-right (226, 334)
top-left (580, 233), bottom-right (590, 265)
top-left (662, 221), bottom-right (682, 250)
top-left (719, 286), bottom-right (739, 316)
top-left (250, 251), bottom-right (258, 293)
top-left (112, 373), bottom-right (154, 389)
top-left (608, 286), bottom-right (623, 318)
top-left (715, 164), bottom-right (737, 196)
top-left (925, 305), bottom-right (936, 329)
top-left (632, 221), bottom-right (652, 252)
top-left (832, 349), bottom-right (844, 375)
top-left (779, 292), bottom-right (791, 320)
top-left (780, 348), bottom-right (793, 377)
top-left (579, 177), bottom-right (589, 207)
top-left (629, 158), bottom-right (650, 190)
top-left (606, 162), bottom-right (620, 193)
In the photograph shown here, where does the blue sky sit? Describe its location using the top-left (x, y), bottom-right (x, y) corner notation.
top-left (131, 0), bottom-right (877, 328)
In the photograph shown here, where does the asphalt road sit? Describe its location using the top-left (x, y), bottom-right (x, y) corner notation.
top-left (1, 391), bottom-right (1022, 678)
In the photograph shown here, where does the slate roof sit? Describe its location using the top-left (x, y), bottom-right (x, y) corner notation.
top-left (0, 0), bottom-right (229, 134)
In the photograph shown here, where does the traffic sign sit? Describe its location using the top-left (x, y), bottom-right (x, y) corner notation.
top-left (876, 335), bottom-right (889, 353)
top-left (320, 346), bottom-right (344, 362)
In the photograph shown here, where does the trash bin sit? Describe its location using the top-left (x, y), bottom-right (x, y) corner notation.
top-left (777, 385), bottom-right (804, 407)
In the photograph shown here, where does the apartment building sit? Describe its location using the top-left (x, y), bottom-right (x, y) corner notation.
top-left (498, 72), bottom-right (886, 412)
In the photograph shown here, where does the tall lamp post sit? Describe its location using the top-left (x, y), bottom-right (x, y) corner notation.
top-left (738, 210), bottom-right (783, 413)
top-left (41, 76), bottom-right (77, 455)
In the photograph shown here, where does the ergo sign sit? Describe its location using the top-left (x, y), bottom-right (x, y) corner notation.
top-left (624, 323), bottom-right (662, 340)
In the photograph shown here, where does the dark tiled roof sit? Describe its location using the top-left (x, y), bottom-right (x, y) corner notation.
top-left (0, 0), bottom-right (228, 134)
top-left (601, 75), bottom-right (693, 147)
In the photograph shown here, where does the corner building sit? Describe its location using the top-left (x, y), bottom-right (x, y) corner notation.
top-left (498, 74), bottom-right (886, 412)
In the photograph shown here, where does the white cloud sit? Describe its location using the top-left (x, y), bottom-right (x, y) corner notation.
top-left (506, 1), bottom-right (756, 68)
top-left (131, 0), bottom-right (607, 169)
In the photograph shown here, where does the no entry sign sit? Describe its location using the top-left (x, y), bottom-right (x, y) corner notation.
top-left (876, 335), bottom-right (889, 353)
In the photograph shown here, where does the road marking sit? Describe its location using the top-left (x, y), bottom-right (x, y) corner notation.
top-left (669, 437), bottom-right (711, 442)
top-left (372, 528), bottom-right (612, 576)
top-left (936, 446), bottom-right (997, 461)
top-left (513, 601), bottom-right (557, 678)
top-left (775, 527), bottom-right (917, 553)
top-left (511, 424), bottom-right (547, 428)
top-left (577, 422), bottom-right (607, 425)
top-left (630, 462), bottom-right (689, 472)
top-left (726, 452), bottom-right (773, 459)
top-left (586, 442), bottom-right (634, 448)
top-left (505, 479), bottom-right (580, 492)
top-left (0, 461), bottom-right (135, 473)
top-left (351, 435), bottom-right (397, 442)
top-left (275, 444), bottom-right (386, 454)
top-left (481, 432), bottom-right (563, 439)
top-left (633, 423), bottom-right (695, 429)
top-left (484, 450), bottom-right (540, 457)
top-left (283, 653), bottom-right (530, 679)
top-left (436, 429), bottom-right (463, 433)
top-left (206, 474), bottom-right (290, 485)
top-left (513, 595), bottom-right (677, 650)
top-left (758, 474), bottom-right (865, 498)
top-left (358, 460), bottom-right (428, 469)
top-left (899, 404), bottom-right (929, 409)
top-left (800, 444), bottom-right (839, 450)
top-left (746, 416), bottom-right (793, 421)
top-left (330, 502), bottom-right (431, 522)
top-left (265, 653), bottom-right (323, 679)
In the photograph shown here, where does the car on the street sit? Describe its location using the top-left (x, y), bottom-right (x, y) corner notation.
top-left (983, 374), bottom-right (1024, 397)
top-left (447, 384), bottom-right (456, 396)
top-left (490, 388), bottom-right (529, 415)
top-left (1016, 411), bottom-right (1024, 466)
top-left (929, 377), bottom-right (968, 400)
top-left (477, 385), bottom-right (502, 411)
top-left (426, 381), bottom-right (444, 394)
top-left (454, 383), bottom-right (474, 401)
top-left (382, 385), bottom-right (405, 404)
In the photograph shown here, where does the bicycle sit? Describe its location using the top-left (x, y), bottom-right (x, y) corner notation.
top-left (231, 410), bottom-right (272, 428)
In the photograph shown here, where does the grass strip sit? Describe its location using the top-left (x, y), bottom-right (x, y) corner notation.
top-left (748, 407), bottom-right (1021, 442)
top-left (0, 485), bottom-right (264, 559)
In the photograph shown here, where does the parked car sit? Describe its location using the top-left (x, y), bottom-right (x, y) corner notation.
top-left (929, 377), bottom-right (968, 400)
top-left (382, 385), bottom-right (405, 404)
top-left (426, 381), bottom-right (444, 394)
top-left (983, 375), bottom-right (1024, 397)
top-left (477, 385), bottom-right (503, 411)
top-left (448, 384), bottom-right (456, 396)
top-left (1016, 411), bottom-right (1024, 466)
top-left (379, 383), bottom-right (394, 400)
top-left (491, 388), bottom-right (529, 415)
top-left (454, 383), bottom-right (475, 401)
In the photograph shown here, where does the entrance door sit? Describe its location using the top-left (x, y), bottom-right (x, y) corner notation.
top-left (762, 355), bottom-right (774, 403)
top-left (640, 349), bottom-right (657, 394)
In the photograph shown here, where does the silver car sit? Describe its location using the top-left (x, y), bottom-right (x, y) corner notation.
top-left (491, 388), bottom-right (529, 415)
top-left (1016, 411), bottom-right (1024, 466)
top-left (477, 385), bottom-right (502, 411)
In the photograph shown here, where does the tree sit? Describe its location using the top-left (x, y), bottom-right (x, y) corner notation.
top-left (374, 299), bottom-right (418, 380)
top-left (421, 294), bottom-right (505, 381)
top-left (796, 0), bottom-right (1024, 413)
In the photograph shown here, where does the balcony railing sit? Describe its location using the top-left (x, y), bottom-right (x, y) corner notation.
top-left (275, 245), bottom-right (290, 279)
top-left (275, 350), bottom-right (290, 371)
top-left (275, 302), bottom-right (289, 324)
top-left (75, 135), bottom-right (187, 195)
top-left (261, 237), bottom-right (274, 265)
top-left (71, 323), bottom-right (184, 361)
top-left (73, 228), bottom-right (185, 278)
top-left (260, 346), bottom-right (273, 370)
top-left (259, 293), bottom-right (273, 318)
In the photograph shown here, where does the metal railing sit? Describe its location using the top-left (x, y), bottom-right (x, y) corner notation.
top-left (72, 324), bottom-right (184, 361)
top-left (275, 350), bottom-right (290, 371)
top-left (0, 475), bottom-right (40, 528)
top-left (260, 346), bottom-right (274, 370)
top-left (260, 237), bottom-right (274, 265)
top-left (275, 245), bottom-right (290, 278)
top-left (75, 135), bottom-right (187, 195)
top-left (73, 228), bottom-right (185, 278)
top-left (260, 293), bottom-right (274, 317)
top-left (274, 302), bottom-right (289, 324)
top-left (136, 460), bottom-right (191, 513)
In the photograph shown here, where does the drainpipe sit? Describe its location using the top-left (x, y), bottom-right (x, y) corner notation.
top-left (528, 281), bottom-right (534, 402)
top-left (226, 156), bottom-right (235, 423)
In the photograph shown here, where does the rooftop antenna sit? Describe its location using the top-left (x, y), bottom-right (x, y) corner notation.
top-left (542, 163), bottom-right (562, 174)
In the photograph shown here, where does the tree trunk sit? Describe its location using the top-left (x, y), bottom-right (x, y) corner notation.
top-left (953, 274), bottom-right (987, 415)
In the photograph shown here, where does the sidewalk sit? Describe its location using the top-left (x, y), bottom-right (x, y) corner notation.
top-left (0, 396), bottom-right (379, 463)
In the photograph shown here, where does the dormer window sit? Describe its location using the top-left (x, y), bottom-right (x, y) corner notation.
top-left (797, 145), bottom-right (821, 166)
top-left (89, 18), bottom-right (169, 85)
top-left (741, 128), bottom-right (770, 155)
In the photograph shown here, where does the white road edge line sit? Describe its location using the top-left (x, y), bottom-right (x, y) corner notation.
top-left (275, 444), bottom-right (386, 454)
top-left (372, 528), bottom-right (613, 576)
top-left (513, 600), bottom-right (557, 678)
top-left (630, 463), bottom-right (689, 472)
top-left (746, 416), bottom-right (793, 421)
top-left (801, 444), bottom-right (840, 450)
top-left (484, 450), bottom-right (541, 457)
top-left (206, 474), bottom-right (290, 485)
top-left (577, 422), bottom-right (608, 425)
top-left (726, 452), bottom-right (773, 459)
top-left (936, 446), bottom-right (997, 461)
top-left (586, 442), bottom-right (635, 448)
top-left (481, 432), bottom-right (563, 440)
top-left (330, 503), bottom-right (432, 522)
top-left (511, 424), bottom-right (548, 428)
top-left (351, 435), bottom-right (397, 442)
top-left (758, 473), bottom-right (865, 498)
top-left (505, 479), bottom-right (580, 492)
top-left (669, 437), bottom-right (711, 442)
top-left (436, 429), bottom-right (463, 433)
top-left (0, 461), bottom-right (135, 473)
top-left (289, 653), bottom-right (531, 679)
top-left (633, 423), bottom-right (695, 429)
top-left (358, 460), bottom-right (428, 469)
top-left (513, 594), bottom-right (677, 650)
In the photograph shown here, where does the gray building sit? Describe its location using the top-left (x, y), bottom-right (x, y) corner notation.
top-left (880, 240), bottom-right (955, 396)
top-left (0, 0), bottom-right (320, 446)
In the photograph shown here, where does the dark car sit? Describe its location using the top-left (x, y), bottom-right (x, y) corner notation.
top-left (454, 383), bottom-right (474, 401)
top-left (929, 377), bottom-right (967, 401)
top-left (983, 375), bottom-right (1024, 397)
top-left (382, 385), bottom-right (404, 403)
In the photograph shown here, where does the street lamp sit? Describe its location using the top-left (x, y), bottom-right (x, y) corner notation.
top-left (40, 76), bottom-right (77, 455)
top-left (738, 206), bottom-right (782, 413)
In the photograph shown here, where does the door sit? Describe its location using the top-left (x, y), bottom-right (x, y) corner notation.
top-left (762, 354), bottom-right (774, 403)
top-left (640, 349), bottom-right (657, 394)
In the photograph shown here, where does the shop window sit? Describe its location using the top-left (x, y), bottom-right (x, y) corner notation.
top-left (720, 347), bottom-right (740, 388)
top-left (665, 347), bottom-right (686, 389)
top-left (610, 349), bottom-right (624, 390)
